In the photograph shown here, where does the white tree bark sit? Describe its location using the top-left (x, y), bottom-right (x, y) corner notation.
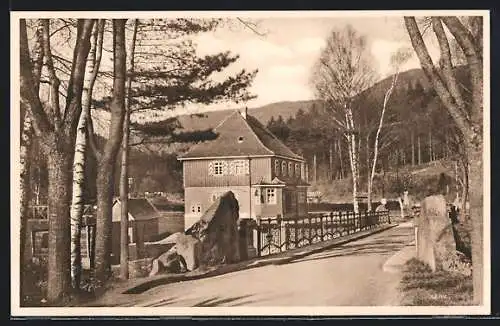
top-left (69, 20), bottom-right (104, 289)
top-left (345, 108), bottom-right (359, 213)
top-left (367, 71), bottom-right (399, 211)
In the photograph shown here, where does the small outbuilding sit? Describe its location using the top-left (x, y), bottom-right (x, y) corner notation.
top-left (111, 198), bottom-right (160, 264)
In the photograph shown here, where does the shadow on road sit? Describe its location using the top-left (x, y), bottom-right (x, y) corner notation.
top-left (193, 294), bottom-right (256, 307)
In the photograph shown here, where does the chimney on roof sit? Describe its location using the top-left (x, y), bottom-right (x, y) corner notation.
top-left (240, 107), bottom-right (248, 119)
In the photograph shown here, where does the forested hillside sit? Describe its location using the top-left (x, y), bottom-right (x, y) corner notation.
top-left (29, 66), bottom-right (467, 201)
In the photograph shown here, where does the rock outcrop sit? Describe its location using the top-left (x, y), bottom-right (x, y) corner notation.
top-left (415, 195), bottom-right (457, 272)
top-left (175, 234), bottom-right (202, 271)
top-left (185, 191), bottom-right (241, 266)
top-left (150, 191), bottom-right (241, 275)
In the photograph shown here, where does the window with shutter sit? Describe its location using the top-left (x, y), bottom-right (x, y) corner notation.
top-left (212, 161), bottom-right (225, 175)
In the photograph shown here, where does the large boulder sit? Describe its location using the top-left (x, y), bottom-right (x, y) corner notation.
top-left (416, 195), bottom-right (457, 272)
top-left (185, 191), bottom-right (241, 266)
top-left (149, 246), bottom-right (188, 276)
top-left (176, 234), bottom-right (201, 271)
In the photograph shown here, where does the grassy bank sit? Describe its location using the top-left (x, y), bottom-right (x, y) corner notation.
top-left (399, 258), bottom-right (473, 306)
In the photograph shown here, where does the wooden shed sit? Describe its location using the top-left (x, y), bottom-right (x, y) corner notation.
top-left (111, 198), bottom-right (160, 264)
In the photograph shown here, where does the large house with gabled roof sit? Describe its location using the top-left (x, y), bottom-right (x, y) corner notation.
top-left (178, 108), bottom-right (309, 230)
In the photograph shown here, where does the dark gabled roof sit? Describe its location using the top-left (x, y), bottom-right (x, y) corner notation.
top-left (179, 110), bottom-right (303, 161)
top-left (113, 198), bottom-right (159, 221)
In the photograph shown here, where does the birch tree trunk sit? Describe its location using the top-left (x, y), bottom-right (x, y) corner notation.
top-left (120, 19), bottom-right (138, 280)
top-left (367, 71), bottom-right (398, 212)
top-left (94, 19), bottom-right (127, 282)
top-left (349, 133), bottom-right (359, 213)
top-left (69, 20), bottom-right (104, 289)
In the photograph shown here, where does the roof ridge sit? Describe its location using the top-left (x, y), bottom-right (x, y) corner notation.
top-left (238, 112), bottom-right (274, 156)
top-left (214, 110), bottom-right (240, 131)
top-left (247, 115), bottom-right (303, 160)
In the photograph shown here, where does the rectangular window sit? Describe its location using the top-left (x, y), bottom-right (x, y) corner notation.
top-left (295, 163), bottom-right (300, 178)
top-left (274, 159), bottom-right (280, 175)
top-left (214, 161), bottom-right (224, 175)
top-left (231, 160), bottom-right (249, 175)
top-left (265, 188), bottom-right (276, 204)
top-left (282, 161), bottom-right (287, 176)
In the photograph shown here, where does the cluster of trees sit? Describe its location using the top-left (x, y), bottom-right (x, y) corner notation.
top-left (19, 18), bottom-right (257, 304)
top-left (271, 17), bottom-right (483, 304)
top-left (267, 68), bottom-right (463, 204)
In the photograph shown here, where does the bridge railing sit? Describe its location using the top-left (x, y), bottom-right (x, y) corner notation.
top-left (254, 210), bottom-right (390, 257)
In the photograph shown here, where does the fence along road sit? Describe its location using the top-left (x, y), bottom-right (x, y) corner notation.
top-left (255, 210), bottom-right (390, 256)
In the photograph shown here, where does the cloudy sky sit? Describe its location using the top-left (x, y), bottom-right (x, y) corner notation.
top-left (180, 15), bottom-right (441, 115)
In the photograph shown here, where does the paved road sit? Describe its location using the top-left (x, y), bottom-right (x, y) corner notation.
top-left (119, 224), bottom-right (414, 307)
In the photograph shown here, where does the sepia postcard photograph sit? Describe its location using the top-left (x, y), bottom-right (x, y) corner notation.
top-left (10, 10), bottom-right (491, 317)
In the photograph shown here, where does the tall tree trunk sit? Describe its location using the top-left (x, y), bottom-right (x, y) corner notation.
top-left (417, 134), bottom-right (422, 165)
top-left (94, 19), bottom-right (127, 282)
top-left (468, 143), bottom-right (482, 304)
top-left (20, 18), bottom-right (95, 304)
top-left (70, 116), bottom-right (86, 290)
top-left (20, 20), bottom-right (44, 275)
top-left (405, 16), bottom-right (484, 304)
top-left (329, 144), bottom-right (333, 181)
top-left (69, 20), bottom-right (104, 290)
top-left (338, 137), bottom-right (344, 179)
top-left (411, 130), bottom-right (415, 165)
top-left (347, 133), bottom-right (360, 213)
top-left (120, 18), bottom-right (138, 280)
top-left (428, 129), bottom-right (433, 162)
top-left (45, 142), bottom-right (73, 303)
top-left (313, 153), bottom-right (317, 182)
top-left (20, 112), bottom-right (32, 265)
